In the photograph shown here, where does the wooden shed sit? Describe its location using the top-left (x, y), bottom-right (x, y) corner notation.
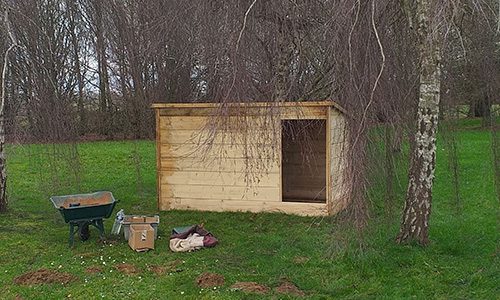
top-left (153, 101), bottom-right (347, 216)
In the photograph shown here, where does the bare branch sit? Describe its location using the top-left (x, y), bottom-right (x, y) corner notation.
top-left (236, 0), bottom-right (258, 53)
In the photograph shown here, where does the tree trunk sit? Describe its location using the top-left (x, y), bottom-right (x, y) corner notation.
top-left (480, 92), bottom-right (492, 127)
top-left (275, 18), bottom-right (294, 103)
top-left (0, 9), bottom-right (16, 213)
top-left (66, 0), bottom-right (86, 135)
top-left (396, 0), bottom-right (441, 246)
top-left (94, 0), bottom-right (111, 136)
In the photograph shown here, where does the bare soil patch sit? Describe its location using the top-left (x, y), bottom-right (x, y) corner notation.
top-left (73, 252), bottom-right (96, 258)
top-left (229, 282), bottom-right (270, 294)
top-left (167, 259), bottom-right (182, 265)
top-left (194, 272), bottom-right (225, 288)
top-left (13, 269), bottom-right (78, 286)
top-left (275, 282), bottom-right (306, 297)
top-left (98, 238), bottom-right (120, 246)
top-left (150, 260), bottom-right (184, 275)
top-left (294, 257), bottom-right (310, 263)
top-left (150, 265), bottom-right (176, 275)
top-left (115, 263), bottom-right (141, 275)
top-left (84, 266), bottom-right (104, 274)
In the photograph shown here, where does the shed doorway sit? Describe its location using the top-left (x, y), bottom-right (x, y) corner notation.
top-left (281, 119), bottom-right (327, 203)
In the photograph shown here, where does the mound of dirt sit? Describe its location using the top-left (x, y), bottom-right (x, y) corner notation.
top-left (229, 282), bottom-right (270, 294)
top-left (115, 263), bottom-right (141, 275)
top-left (13, 269), bottom-right (78, 286)
top-left (194, 272), bottom-right (225, 288)
top-left (275, 282), bottom-right (306, 297)
top-left (84, 266), bottom-right (104, 274)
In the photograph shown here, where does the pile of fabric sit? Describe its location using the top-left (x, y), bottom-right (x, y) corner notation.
top-left (169, 225), bottom-right (218, 252)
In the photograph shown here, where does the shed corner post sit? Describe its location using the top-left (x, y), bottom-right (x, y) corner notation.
top-left (154, 107), bottom-right (162, 211)
top-left (327, 106), bottom-right (333, 216)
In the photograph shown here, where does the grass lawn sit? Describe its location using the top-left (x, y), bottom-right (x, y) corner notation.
top-left (0, 123), bottom-right (499, 299)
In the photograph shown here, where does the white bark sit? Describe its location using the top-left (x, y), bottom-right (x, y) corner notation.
top-left (396, 0), bottom-right (440, 246)
top-left (0, 8), bottom-right (17, 212)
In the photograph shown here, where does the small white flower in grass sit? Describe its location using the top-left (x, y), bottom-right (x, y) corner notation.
top-left (103, 276), bottom-right (106, 280)
top-left (213, 287), bottom-right (217, 290)
top-left (180, 292), bottom-right (184, 295)
top-left (58, 265), bottom-right (62, 269)
top-left (51, 262), bottom-right (54, 265)
top-left (110, 270), bottom-right (113, 273)
top-left (102, 261), bottom-right (106, 265)
top-left (100, 256), bottom-right (103, 261)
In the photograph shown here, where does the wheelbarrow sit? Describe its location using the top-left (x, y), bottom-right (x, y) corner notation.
top-left (50, 191), bottom-right (120, 248)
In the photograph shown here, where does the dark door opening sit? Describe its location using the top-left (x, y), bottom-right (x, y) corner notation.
top-left (281, 119), bottom-right (327, 203)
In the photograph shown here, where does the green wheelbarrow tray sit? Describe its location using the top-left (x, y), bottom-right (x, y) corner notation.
top-left (50, 191), bottom-right (120, 247)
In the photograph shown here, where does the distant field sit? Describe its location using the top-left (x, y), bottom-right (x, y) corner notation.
top-left (0, 121), bottom-right (499, 299)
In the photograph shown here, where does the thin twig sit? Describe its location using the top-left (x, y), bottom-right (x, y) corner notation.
top-left (236, 0), bottom-right (258, 53)
top-left (224, 0), bottom-right (258, 102)
top-left (351, 0), bottom-right (386, 150)
top-left (348, 0), bottom-right (361, 74)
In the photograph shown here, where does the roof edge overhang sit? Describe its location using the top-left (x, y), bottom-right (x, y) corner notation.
top-left (152, 101), bottom-right (346, 115)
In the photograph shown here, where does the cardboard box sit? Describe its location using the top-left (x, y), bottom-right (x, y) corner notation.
top-left (128, 224), bottom-right (154, 251)
top-left (122, 215), bottom-right (159, 240)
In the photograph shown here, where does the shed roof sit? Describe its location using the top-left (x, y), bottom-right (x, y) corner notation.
top-left (152, 101), bottom-right (346, 115)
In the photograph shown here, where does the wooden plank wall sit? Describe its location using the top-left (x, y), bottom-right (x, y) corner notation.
top-left (329, 108), bottom-right (348, 214)
top-left (158, 113), bottom-right (283, 212)
top-left (156, 105), bottom-right (333, 216)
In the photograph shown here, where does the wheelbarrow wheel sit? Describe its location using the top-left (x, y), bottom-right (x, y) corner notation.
top-left (79, 222), bottom-right (90, 241)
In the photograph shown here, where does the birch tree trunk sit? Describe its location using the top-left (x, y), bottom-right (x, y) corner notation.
top-left (396, 0), bottom-right (441, 246)
top-left (0, 9), bottom-right (16, 213)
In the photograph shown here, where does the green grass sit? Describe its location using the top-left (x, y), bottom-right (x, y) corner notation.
top-left (0, 126), bottom-right (499, 299)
